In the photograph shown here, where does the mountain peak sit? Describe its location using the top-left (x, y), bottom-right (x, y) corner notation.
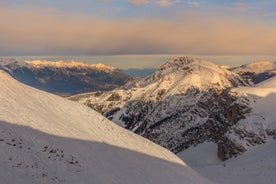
top-left (91, 63), bottom-right (115, 71)
top-left (156, 56), bottom-right (229, 76)
top-left (159, 57), bottom-right (207, 71)
top-left (162, 56), bottom-right (196, 66)
top-left (135, 56), bottom-right (245, 91)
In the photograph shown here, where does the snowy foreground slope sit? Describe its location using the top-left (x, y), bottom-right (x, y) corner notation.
top-left (0, 70), bottom-right (214, 184)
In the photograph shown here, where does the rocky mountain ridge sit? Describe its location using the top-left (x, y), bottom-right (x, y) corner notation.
top-left (70, 57), bottom-right (265, 160)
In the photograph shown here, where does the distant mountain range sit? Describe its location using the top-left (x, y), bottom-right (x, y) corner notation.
top-left (0, 59), bottom-right (131, 95)
top-left (70, 57), bottom-right (276, 161)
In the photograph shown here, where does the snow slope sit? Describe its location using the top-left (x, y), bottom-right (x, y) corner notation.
top-left (179, 141), bottom-right (276, 184)
top-left (177, 142), bottom-right (221, 167)
top-left (233, 76), bottom-right (276, 97)
top-left (0, 70), bottom-right (213, 184)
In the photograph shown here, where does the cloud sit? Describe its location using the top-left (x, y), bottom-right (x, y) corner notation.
top-left (187, 1), bottom-right (200, 7)
top-left (156, 0), bottom-right (172, 7)
top-left (0, 7), bottom-right (276, 56)
top-left (231, 2), bottom-right (250, 11)
top-left (128, 0), bottom-right (149, 6)
top-left (128, 0), bottom-right (176, 7)
top-left (262, 11), bottom-right (276, 17)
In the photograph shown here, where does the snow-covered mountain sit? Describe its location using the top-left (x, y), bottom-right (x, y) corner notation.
top-left (231, 61), bottom-right (276, 84)
top-left (227, 77), bottom-right (276, 150)
top-left (178, 75), bottom-right (276, 183)
top-left (0, 58), bottom-right (130, 95)
top-left (0, 70), bottom-right (214, 184)
top-left (26, 60), bottom-right (116, 72)
top-left (70, 56), bottom-right (258, 160)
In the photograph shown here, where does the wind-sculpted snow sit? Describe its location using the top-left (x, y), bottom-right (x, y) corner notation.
top-left (0, 70), bottom-right (214, 184)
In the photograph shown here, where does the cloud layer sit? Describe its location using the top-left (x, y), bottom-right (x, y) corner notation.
top-left (128, 0), bottom-right (149, 6)
top-left (0, 4), bottom-right (276, 56)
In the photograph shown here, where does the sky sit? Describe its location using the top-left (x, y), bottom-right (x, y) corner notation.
top-left (0, 0), bottom-right (276, 57)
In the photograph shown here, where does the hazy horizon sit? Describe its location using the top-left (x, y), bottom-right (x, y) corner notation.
top-left (1, 54), bottom-right (276, 69)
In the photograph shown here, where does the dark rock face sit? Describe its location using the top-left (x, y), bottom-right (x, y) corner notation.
top-left (74, 87), bottom-right (256, 160)
top-left (0, 59), bottom-right (130, 95)
top-left (107, 89), bottom-right (252, 160)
